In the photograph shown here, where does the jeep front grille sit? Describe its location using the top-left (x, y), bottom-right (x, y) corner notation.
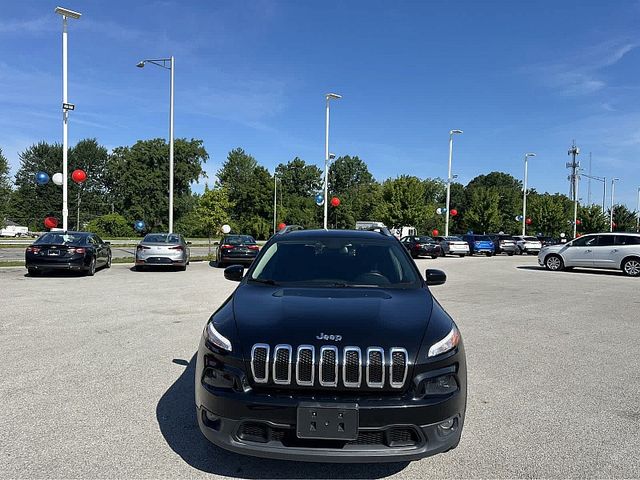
top-left (250, 344), bottom-right (408, 388)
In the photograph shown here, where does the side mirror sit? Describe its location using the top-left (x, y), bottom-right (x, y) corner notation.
top-left (104, 241), bottom-right (110, 245)
top-left (213, 241), bottom-right (219, 246)
top-left (425, 269), bottom-right (446, 286)
top-left (187, 241), bottom-right (192, 245)
top-left (224, 264), bottom-right (244, 282)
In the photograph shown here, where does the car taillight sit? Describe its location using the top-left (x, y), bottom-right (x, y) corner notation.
top-left (221, 244), bottom-right (233, 249)
top-left (414, 243), bottom-right (422, 248)
top-left (71, 247), bottom-right (86, 254)
top-left (137, 245), bottom-right (150, 251)
top-left (248, 245), bottom-right (259, 251)
top-left (170, 245), bottom-right (184, 251)
top-left (26, 246), bottom-right (41, 253)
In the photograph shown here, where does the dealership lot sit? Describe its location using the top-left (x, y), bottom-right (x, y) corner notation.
top-left (0, 256), bottom-right (638, 478)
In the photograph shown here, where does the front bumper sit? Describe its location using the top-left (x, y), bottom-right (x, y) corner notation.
top-left (195, 342), bottom-right (466, 463)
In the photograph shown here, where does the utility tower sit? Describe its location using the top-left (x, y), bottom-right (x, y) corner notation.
top-left (567, 141), bottom-right (580, 238)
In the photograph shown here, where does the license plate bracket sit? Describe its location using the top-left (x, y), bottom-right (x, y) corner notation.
top-left (296, 403), bottom-right (358, 440)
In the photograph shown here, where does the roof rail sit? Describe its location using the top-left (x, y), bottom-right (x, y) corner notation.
top-left (276, 225), bottom-right (305, 235)
top-left (363, 226), bottom-right (393, 237)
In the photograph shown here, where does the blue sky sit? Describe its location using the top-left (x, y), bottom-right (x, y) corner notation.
top-left (1, 0), bottom-right (640, 209)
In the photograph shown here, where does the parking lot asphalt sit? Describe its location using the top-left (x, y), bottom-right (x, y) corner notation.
top-left (0, 255), bottom-right (638, 478)
top-left (0, 246), bottom-right (216, 261)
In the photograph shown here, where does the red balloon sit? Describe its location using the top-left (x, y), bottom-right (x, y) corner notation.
top-left (450, 209), bottom-right (458, 217)
top-left (44, 217), bottom-right (58, 229)
top-left (432, 229), bottom-right (439, 236)
top-left (612, 222), bottom-right (617, 229)
top-left (525, 218), bottom-right (532, 225)
top-left (71, 169), bottom-right (87, 183)
top-left (576, 219), bottom-right (581, 225)
top-left (278, 222), bottom-right (286, 231)
top-left (330, 197), bottom-right (340, 207)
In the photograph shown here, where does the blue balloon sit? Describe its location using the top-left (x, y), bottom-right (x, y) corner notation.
top-left (36, 171), bottom-right (50, 185)
top-left (315, 194), bottom-right (324, 206)
top-left (134, 220), bottom-right (145, 232)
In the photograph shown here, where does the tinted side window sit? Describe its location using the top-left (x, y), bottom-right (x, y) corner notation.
top-left (571, 235), bottom-right (597, 247)
top-left (596, 235), bottom-right (615, 247)
top-left (616, 235), bottom-right (640, 245)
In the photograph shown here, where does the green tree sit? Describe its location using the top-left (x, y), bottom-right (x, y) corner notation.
top-left (194, 186), bottom-right (233, 237)
top-left (0, 148), bottom-right (12, 221)
top-left (85, 213), bottom-right (136, 237)
top-left (609, 204), bottom-right (637, 232)
top-left (216, 148), bottom-right (272, 238)
top-left (108, 138), bottom-right (207, 230)
top-left (578, 204), bottom-right (608, 234)
top-left (527, 193), bottom-right (570, 237)
top-left (466, 172), bottom-right (522, 233)
top-left (274, 157), bottom-right (323, 230)
top-left (374, 176), bottom-right (428, 229)
top-left (464, 187), bottom-right (501, 233)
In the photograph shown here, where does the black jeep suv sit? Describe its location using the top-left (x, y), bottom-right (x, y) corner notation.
top-left (195, 229), bottom-right (467, 463)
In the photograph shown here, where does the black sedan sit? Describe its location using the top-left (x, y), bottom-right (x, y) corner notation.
top-left (215, 235), bottom-right (260, 267)
top-left (400, 235), bottom-right (441, 259)
top-left (25, 231), bottom-right (111, 276)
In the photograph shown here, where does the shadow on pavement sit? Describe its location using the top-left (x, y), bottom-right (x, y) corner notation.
top-left (156, 355), bottom-right (409, 479)
top-left (517, 265), bottom-right (625, 277)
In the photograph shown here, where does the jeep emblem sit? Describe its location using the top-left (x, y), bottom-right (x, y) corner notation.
top-left (316, 332), bottom-right (342, 342)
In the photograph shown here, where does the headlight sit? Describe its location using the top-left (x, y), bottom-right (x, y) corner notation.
top-left (428, 324), bottom-right (460, 358)
top-left (206, 322), bottom-right (232, 351)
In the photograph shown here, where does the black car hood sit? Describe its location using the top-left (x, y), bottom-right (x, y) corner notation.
top-left (232, 284), bottom-right (433, 362)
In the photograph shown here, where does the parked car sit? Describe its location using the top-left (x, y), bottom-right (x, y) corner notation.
top-left (1, 225), bottom-right (31, 237)
top-left (513, 235), bottom-right (543, 255)
top-left (135, 233), bottom-right (190, 271)
top-left (196, 228), bottom-right (466, 462)
top-left (461, 234), bottom-right (495, 256)
top-left (400, 235), bottom-right (441, 258)
top-left (215, 234), bottom-right (259, 267)
top-left (25, 231), bottom-right (111, 276)
top-left (537, 236), bottom-right (558, 247)
top-left (434, 236), bottom-right (470, 257)
top-left (538, 232), bottom-right (640, 277)
top-left (487, 234), bottom-right (517, 256)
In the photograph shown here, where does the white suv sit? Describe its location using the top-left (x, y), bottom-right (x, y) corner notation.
top-left (538, 233), bottom-right (640, 277)
top-left (513, 235), bottom-right (542, 255)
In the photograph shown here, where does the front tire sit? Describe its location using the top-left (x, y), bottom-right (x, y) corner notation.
top-left (507, 252), bottom-right (514, 256)
top-left (28, 268), bottom-right (40, 276)
top-left (545, 254), bottom-right (564, 272)
top-left (485, 252), bottom-right (493, 257)
top-left (458, 254), bottom-right (465, 258)
top-left (622, 258), bottom-right (640, 277)
top-left (431, 255), bottom-right (438, 259)
top-left (105, 254), bottom-right (112, 268)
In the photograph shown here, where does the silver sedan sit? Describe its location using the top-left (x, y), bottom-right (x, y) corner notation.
top-left (135, 233), bottom-right (191, 271)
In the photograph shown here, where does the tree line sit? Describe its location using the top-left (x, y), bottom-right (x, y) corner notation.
top-left (0, 139), bottom-right (638, 239)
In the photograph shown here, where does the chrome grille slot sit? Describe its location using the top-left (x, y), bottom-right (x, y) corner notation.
top-left (251, 344), bottom-right (269, 383)
top-left (343, 347), bottom-right (362, 387)
top-left (272, 344), bottom-right (292, 384)
top-left (389, 347), bottom-right (408, 388)
top-left (296, 345), bottom-right (314, 386)
top-left (319, 346), bottom-right (338, 387)
top-left (366, 347), bottom-right (385, 388)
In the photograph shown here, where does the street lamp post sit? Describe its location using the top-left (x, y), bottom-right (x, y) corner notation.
top-left (445, 130), bottom-right (463, 237)
top-left (273, 173), bottom-right (278, 235)
top-left (636, 186), bottom-right (640, 232)
top-left (324, 93), bottom-right (341, 230)
top-left (137, 57), bottom-right (175, 233)
top-left (610, 177), bottom-right (619, 232)
top-left (522, 153), bottom-right (536, 236)
top-left (55, 6), bottom-right (81, 231)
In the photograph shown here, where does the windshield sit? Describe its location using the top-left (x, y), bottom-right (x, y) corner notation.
top-left (523, 236), bottom-right (539, 241)
top-left (143, 234), bottom-right (181, 243)
top-left (445, 236), bottom-right (462, 241)
top-left (250, 238), bottom-right (420, 288)
top-left (35, 233), bottom-right (87, 245)
top-left (414, 236), bottom-right (435, 243)
top-left (224, 235), bottom-right (256, 245)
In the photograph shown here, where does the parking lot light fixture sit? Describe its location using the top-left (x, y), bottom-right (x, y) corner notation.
top-left (324, 93), bottom-right (341, 229)
top-left (137, 57), bottom-right (175, 233)
top-left (445, 130), bottom-right (463, 237)
top-left (55, 6), bottom-right (81, 231)
top-left (522, 153), bottom-right (536, 236)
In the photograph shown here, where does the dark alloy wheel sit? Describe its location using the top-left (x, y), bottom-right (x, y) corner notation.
top-left (105, 254), bottom-right (112, 268)
top-left (545, 254), bottom-right (564, 272)
top-left (86, 257), bottom-right (96, 276)
top-left (622, 258), bottom-right (640, 277)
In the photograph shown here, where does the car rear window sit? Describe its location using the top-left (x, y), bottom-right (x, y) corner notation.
top-left (225, 235), bottom-right (256, 245)
top-left (523, 236), bottom-right (538, 241)
top-left (474, 236), bottom-right (490, 241)
top-left (250, 238), bottom-right (420, 288)
top-left (35, 233), bottom-right (87, 245)
top-left (143, 234), bottom-right (181, 243)
top-left (414, 236), bottom-right (434, 243)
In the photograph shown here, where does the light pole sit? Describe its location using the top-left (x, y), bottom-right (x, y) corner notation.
top-left (273, 173), bottom-right (278, 235)
top-left (610, 177), bottom-right (619, 232)
top-left (324, 93), bottom-right (341, 230)
top-left (521, 153), bottom-right (536, 235)
top-left (445, 130), bottom-right (463, 236)
top-left (55, 6), bottom-right (81, 231)
top-left (137, 57), bottom-right (175, 233)
top-left (636, 186), bottom-right (640, 232)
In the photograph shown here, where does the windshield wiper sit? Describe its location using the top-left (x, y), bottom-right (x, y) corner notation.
top-left (248, 277), bottom-right (279, 286)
